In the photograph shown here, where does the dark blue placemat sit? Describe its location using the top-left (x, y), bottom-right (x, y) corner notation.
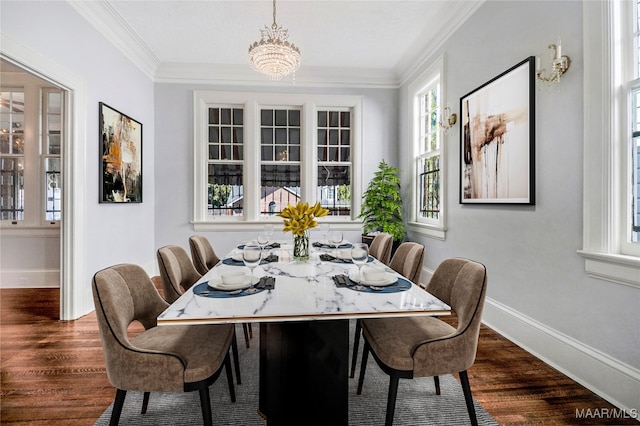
top-left (312, 242), bottom-right (353, 249)
top-left (193, 277), bottom-right (275, 298)
top-left (237, 242), bottom-right (281, 250)
top-left (223, 254), bottom-right (279, 266)
top-left (320, 254), bottom-right (374, 264)
top-left (332, 275), bottom-right (412, 293)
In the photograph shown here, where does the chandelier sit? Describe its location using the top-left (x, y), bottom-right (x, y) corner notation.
top-left (248, 0), bottom-right (301, 80)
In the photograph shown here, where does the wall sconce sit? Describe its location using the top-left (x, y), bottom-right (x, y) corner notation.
top-left (536, 39), bottom-right (570, 84)
top-left (439, 106), bottom-right (457, 135)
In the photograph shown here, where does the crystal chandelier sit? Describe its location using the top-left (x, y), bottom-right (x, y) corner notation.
top-left (248, 0), bottom-right (300, 80)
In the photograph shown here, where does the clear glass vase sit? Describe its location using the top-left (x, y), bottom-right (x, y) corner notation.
top-left (293, 231), bottom-right (310, 261)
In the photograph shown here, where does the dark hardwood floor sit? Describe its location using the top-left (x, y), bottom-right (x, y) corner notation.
top-left (1, 287), bottom-right (636, 425)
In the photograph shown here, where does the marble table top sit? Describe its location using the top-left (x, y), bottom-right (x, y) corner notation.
top-left (157, 242), bottom-right (451, 326)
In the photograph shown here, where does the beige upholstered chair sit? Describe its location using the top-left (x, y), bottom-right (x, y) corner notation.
top-left (367, 233), bottom-right (393, 266)
top-left (388, 241), bottom-right (425, 285)
top-left (356, 258), bottom-right (488, 426)
top-left (157, 245), bottom-right (243, 383)
top-left (92, 263), bottom-right (236, 426)
top-left (188, 235), bottom-right (254, 349)
top-left (189, 235), bottom-right (221, 275)
top-left (156, 245), bottom-right (202, 304)
top-left (350, 241), bottom-right (426, 378)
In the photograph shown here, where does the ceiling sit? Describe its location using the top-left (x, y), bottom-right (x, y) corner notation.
top-left (69, 0), bottom-right (483, 86)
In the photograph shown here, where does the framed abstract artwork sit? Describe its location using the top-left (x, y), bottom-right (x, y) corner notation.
top-left (460, 56), bottom-right (535, 205)
top-left (99, 102), bottom-right (143, 203)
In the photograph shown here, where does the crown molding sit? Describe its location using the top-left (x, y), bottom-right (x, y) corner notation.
top-left (397, 0), bottom-right (485, 86)
top-left (155, 63), bottom-right (400, 89)
top-left (66, 0), bottom-right (159, 80)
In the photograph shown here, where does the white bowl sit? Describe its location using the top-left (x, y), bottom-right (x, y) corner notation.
top-left (231, 251), bottom-right (244, 262)
top-left (337, 249), bottom-right (352, 260)
top-left (220, 269), bottom-right (246, 285)
top-left (362, 267), bottom-right (386, 282)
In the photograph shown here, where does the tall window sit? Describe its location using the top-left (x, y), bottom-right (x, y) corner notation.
top-left (317, 109), bottom-right (351, 216)
top-left (193, 92), bottom-right (362, 228)
top-left (417, 82), bottom-right (441, 221)
top-left (629, 0), bottom-right (640, 243)
top-left (580, 1), bottom-right (639, 286)
top-left (0, 89), bottom-right (24, 220)
top-left (260, 108), bottom-right (301, 216)
top-left (408, 57), bottom-right (446, 239)
top-left (0, 84), bottom-right (62, 226)
top-left (206, 107), bottom-right (244, 216)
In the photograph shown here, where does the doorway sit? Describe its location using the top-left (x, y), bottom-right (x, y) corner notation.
top-left (0, 58), bottom-right (65, 317)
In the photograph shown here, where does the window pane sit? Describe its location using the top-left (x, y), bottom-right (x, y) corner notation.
top-left (208, 107), bottom-right (243, 161)
top-left (260, 164), bottom-right (300, 216)
top-left (261, 108), bottom-right (301, 164)
top-left (317, 165), bottom-right (351, 216)
top-left (207, 163), bottom-right (243, 216)
top-left (632, 87), bottom-right (640, 242)
top-left (418, 155), bottom-right (440, 220)
top-left (0, 157), bottom-right (24, 220)
top-left (45, 158), bottom-right (61, 221)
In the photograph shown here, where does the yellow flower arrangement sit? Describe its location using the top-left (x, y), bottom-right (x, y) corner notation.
top-left (278, 201), bottom-right (329, 236)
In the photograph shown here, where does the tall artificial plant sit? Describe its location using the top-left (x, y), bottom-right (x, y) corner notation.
top-left (359, 160), bottom-right (407, 242)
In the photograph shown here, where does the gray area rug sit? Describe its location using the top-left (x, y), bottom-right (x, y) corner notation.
top-left (95, 321), bottom-right (498, 425)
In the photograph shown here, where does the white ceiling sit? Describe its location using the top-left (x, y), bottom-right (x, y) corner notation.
top-left (69, 0), bottom-right (483, 86)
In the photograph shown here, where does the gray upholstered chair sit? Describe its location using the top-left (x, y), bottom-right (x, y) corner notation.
top-left (92, 263), bottom-right (236, 426)
top-left (189, 235), bottom-right (221, 275)
top-left (188, 235), bottom-right (254, 349)
top-left (350, 241), bottom-right (426, 378)
top-left (356, 258), bottom-right (488, 426)
top-left (367, 233), bottom-right (393, 266)
top-left (157, 244), bottom-right (243, 383)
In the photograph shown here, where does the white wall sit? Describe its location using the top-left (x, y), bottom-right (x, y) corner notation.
top-left (0, 1), bottom-right (156, 314)
top-left (153, 83), bottom-right (398, 264)
top-left (399, 0), bottom-right (639, 411)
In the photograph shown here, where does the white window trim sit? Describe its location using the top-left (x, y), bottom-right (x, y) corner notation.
top-left (192, 91), bottom-right (363, 232)
top-left (407, 56), bottom-right (447, 240)
top-left (579, 1), bottom-right (640, 288)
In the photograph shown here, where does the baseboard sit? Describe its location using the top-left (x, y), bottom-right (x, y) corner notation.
top-left (483, 298), bottom-right (640, 414)
top-left (1, 269), bottom-right (60, 288)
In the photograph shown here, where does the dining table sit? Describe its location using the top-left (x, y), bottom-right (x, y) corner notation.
top-left (157, 240), bottom-right (451, 426)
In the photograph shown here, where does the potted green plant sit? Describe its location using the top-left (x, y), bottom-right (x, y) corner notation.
top-left (359, 160), bottom-right (407, 247)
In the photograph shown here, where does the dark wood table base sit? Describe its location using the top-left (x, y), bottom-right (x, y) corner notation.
top-left (259, 320), bottom-right (349, 426)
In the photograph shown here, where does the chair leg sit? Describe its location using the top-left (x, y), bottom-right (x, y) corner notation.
top-left (385, 376), bottom-right (400, 426)
top-left (459, 370), bottom-right (478, 426)
top-left (224, 352), bottom-right (236, 403)
top-left (242, 323), bottom-right (251, 348)
top-left (231, 329), bottom-right (241, 385)
top-left (356, 340), bottom-right (370, 395)
top-left (198, 385), bottom-right (213, 426)
top-left (110, 389), bottom-right (127, 426)
top-left (350, 319), bottom-right (362, 378)
top-left (433, 376), bottom-right (441, 395)
top-left (141, 391), bottom-right (150, 414)
top-left (248, 323), bottom-right (253, 338)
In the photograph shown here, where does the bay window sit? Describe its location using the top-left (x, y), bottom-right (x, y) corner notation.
top-left (193, 92), bottom-right (362, 230)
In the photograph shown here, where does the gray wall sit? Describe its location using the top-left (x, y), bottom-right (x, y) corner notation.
top-left (399, 0), bottom-right (638, 409)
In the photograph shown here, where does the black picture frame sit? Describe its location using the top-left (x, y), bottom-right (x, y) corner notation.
top-left (460, 56), bottom-right (535, 205)
top-left (99, 102), bottom-right (143, 203)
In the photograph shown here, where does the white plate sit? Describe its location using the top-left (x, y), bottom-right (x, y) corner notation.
top-left (207, 275), bottom-right (259, 291)
top-left (350, 272), bottom-right (398, 287)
